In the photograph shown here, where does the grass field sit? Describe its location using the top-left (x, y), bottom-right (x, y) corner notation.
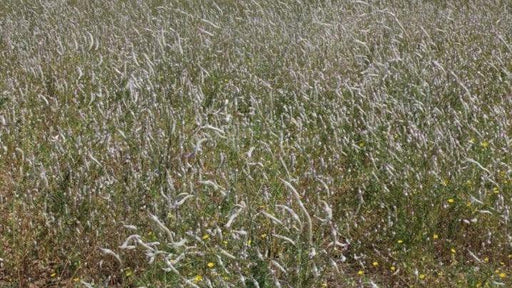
top-left (1, 0), bottom-right (512, 287)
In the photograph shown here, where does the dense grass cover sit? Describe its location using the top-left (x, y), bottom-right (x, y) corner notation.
top-left (1, 0), bottom-right (512, 287)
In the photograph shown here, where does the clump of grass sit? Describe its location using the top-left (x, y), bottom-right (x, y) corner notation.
top-left (1, 0), bottom-right (512, 287)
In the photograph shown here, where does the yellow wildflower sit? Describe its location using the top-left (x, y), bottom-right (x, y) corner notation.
top-left (419, 274), bottom-right (426, 280)
top-left (447, 198), bottom-right (455, 204)
top-left (357, 270), bottom-right (364, 276)
top-left (207, 262), bottom-right (215, 268)
top-left (433, 233), bottom-right (439, 240)
top-left (193, 275), bottom-right (203, 283)
top-left (202, 234), bottom-right (210, 240)
top-left (372, 261), bottom-right (379, 267)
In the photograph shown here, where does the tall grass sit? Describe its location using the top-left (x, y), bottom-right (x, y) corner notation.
top-left (1, 0), bottom-right (511, 287)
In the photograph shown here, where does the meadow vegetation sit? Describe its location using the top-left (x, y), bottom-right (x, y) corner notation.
top-left (1, 0), bottom-right (512, 287)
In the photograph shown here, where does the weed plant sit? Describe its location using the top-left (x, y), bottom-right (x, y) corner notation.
top-left (1, 0), bottom-right (512, 287)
